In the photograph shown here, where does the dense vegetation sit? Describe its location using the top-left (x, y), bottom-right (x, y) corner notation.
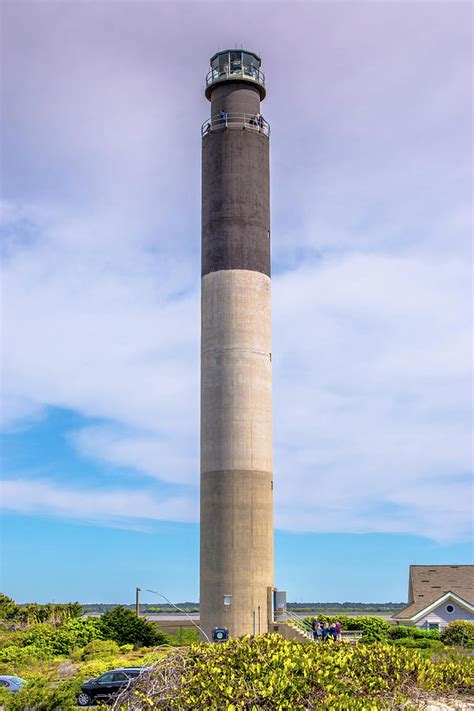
top-left (0, 606), bottom-right (178, 669)
top-left (304, 614), bottom-right (471, 652)
top-left (441, 620), bottom-right (474, 649)
top-left (0, 594), bottom-right (82, 626)
top-left (113, 634), bottom-right (474, 710)
top-left (0, 599), bottom-right (199, 709)
top-left (306, 614), bottom-right (392, 643)
top-left (0, 595), bottom-right (472, 709)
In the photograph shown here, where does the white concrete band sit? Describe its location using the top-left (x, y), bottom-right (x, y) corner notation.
top-left (201, 269), bottom-right (272, 474)
top-left (200, 269), bottom-right (274, 638)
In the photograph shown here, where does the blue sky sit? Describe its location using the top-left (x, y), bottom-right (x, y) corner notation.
top-left (1, 1), bottom-right (472, 604)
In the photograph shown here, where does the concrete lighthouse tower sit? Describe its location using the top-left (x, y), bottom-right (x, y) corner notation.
top-left (200, 50), bottom-right (273, 639)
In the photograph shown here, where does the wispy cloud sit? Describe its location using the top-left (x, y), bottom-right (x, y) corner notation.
top-left (71, 425), bottom-right (198, 486)
top-left (1, 0), bottom-right (471, 543)
top-left (0, 479), bottom-right (197, 528)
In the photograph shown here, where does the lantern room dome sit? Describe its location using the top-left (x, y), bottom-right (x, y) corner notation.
top-left (205, 49), bottom-right (266, 100)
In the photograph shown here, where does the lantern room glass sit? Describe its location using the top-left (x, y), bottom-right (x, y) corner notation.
top-left (205, 50), bottom-right (265, 99)
top-left (212, 51), bottom-right (260, 78)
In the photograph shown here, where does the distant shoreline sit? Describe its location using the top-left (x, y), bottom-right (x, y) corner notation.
top-left (80, 602), bottom-right (405, 613)
top-left (84, 608), bottom-right (402, 622)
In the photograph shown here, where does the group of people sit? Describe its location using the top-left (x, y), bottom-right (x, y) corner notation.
top-left (311, 619), bottom-right (343, 642)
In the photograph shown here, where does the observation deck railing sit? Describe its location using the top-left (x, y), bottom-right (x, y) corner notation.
top-left (206, 65), bottom-right (265, 90)
top-left (201, 112), bottom-right (270, 139)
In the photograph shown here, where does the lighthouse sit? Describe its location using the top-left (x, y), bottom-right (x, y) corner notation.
top-left (200, 50), bottom-right (274, 638)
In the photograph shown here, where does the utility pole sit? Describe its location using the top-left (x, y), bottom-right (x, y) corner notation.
top-left (135, 587), bottom-right (141, 617)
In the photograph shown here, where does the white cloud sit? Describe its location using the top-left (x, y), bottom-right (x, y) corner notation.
top-left (2, 214), bottom-right (471, 540)
top-left (71, 425), bottom-right (198, 486)
top-left (1, 211), bottom-right (200, 438)
top-left (0, 479), bottom-right (197, 528)
top-left (272, 252), bottom-right (472, 541)
top-left (1, 0), bottom-right (471, 542)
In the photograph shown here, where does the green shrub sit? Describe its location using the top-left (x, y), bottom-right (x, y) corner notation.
top-left (392, 637), bottom-right (444, 651)
top-left (99, 606), bottom-right (168, 647)
top-left (0, 643), bottom-right (54, 666)
top-left (0, 594), bottom-right (21, 621)
top-left (305, 614), bottom-right (391, 642)
top-left (0, 595), bottom-right (83, 626)
top-left (116, 634), bottom-right (474, 709)
top-left (16, 618), bottom-right (103, 656)
top-left (0, 687), bottom-right (10, 706)
top-left (79, 658), bottom-right (120, 679)
top-left (76, 638), bottom-right (121, 660)
top-left (388, 625), bottom-right (440, 640)
top-left (0, 629), bottom-right (28, 650)
top-left (1, 675), bottom-right (82, 710)
top-left (78, 653), bottom-right (160, 681)
top-left (441, 620), bottom-right (474, 648)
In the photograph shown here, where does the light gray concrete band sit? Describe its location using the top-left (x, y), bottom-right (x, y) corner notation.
top-left (200, 269), bottom-right (273, 639)
top-left (200, 469), bottom-right (274, 638)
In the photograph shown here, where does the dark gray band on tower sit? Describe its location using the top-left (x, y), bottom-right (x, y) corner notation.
top-left (201, 128), bottom-right (270, 278)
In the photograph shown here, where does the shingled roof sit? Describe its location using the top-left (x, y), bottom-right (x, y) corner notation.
top-left (393, 565), bottom-right (474, 620)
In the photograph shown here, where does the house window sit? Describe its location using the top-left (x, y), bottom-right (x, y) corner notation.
top-left (446, 604), bottom-right (455, 614)
top-left (428, 623), bottom-right (440, 631)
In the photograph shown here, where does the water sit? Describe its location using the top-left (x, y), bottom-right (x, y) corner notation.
top-left (142, 611), bottom-right (397, 622)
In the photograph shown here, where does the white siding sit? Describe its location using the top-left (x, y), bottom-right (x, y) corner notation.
top-left (416, 600), bottom-right (474, 629)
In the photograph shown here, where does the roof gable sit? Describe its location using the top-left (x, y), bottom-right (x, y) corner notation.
top-left (409, 592), bottom-right (474, 622)
top-left (393, 565), bottom-right (474, 620)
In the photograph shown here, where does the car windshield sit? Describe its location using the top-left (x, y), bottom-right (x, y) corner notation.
top-left (10, 678), bottom-right (25, 685)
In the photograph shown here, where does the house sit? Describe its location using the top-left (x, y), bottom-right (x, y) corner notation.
top-left (392, 565), bottom-right (474, 630)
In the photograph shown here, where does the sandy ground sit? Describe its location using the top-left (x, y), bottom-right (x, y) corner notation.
top-left (405, 694), bottom-right (474, 710)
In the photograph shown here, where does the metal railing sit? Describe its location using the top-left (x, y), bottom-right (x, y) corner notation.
top-left (201, 112), bottom-right (270, 139)
top-left (341, 630), bottom-right (363, 642)
top-left (285, 609), bottom-right (315, 640)
top-left (206, 65), bottom-right (265, 89)
top-left (285, 611), bottom-right (363, 644)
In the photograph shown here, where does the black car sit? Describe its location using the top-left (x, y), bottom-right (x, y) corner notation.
top-left (77, 667), bottom-right (148, 706)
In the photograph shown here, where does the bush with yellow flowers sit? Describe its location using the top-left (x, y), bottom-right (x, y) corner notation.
top-left (113, 633), bottom-right (474, 710)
